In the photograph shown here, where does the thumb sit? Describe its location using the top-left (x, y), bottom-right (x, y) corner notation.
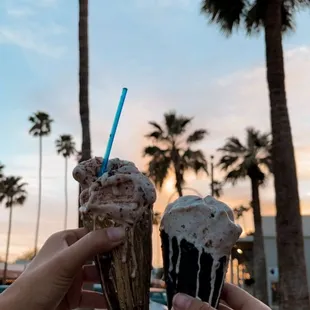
top-left (173, 294), bottom-right (214, 310)
top-left (56, 227), bottom-right (125, 275)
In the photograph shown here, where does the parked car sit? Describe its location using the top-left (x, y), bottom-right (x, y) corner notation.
top-left (0, 285), bottom-right (9, 294)
top-left (150, 287), bottom-right (167, 306)
top-left (150, 300), bottom-right (168, 310)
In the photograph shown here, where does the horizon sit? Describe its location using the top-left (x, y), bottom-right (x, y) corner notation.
top-left (1, 0), bottom-right (310, 263)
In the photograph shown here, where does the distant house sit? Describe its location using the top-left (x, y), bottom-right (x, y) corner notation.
top-left (0, 263), bottom-right (27, 283)
top-left (232, 215), bottom-right (310, 308)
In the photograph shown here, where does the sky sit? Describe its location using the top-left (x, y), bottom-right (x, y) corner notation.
top-left (0, 0), bottom-right (310, 263)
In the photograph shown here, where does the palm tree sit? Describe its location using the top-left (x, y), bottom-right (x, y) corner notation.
top-left (218, 127), bottom-right (271, 304)
top-left (143, 111), bottom-right (208, 197)
top-left (56, 135), bottom-right (76, 229)
top-left (29, 111), bottom-right (53, 256)
top-left (78, 0), bottom-right (91, 231)
top-left (210, 155), bottom-right (223, 198)
top-left (78, 2), bottom-right (92, 309)
top-left (201, 2), bottom-right (310, 309)
top-left (79, 0), bottom-right (91, 164)
top-left (0, 176), bottom-right (27, 283)
top-left (152, 211), bottom-right (161, 226)
top-left (0, 163), bottom-right (4, 179)
top-left (14, 248), bottom-right (37, 262)
top-left (234, 204), bottom-right (251, 234)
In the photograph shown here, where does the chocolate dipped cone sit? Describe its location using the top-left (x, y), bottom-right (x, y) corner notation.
top-left (73, 157), bottom-right (156, 310)
top-left (160, 196), bottom-right (242, 309)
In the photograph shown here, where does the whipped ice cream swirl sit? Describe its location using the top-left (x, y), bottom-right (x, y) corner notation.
top-left (160, 195), bottom-right (242, 306)
top-left (73, 157), bottom-right (156, 277)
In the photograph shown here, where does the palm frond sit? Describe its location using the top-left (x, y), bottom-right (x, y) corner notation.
top-left (55, 134), bottom-right (76, 158)
top-left (148, 121), bottom-right (163, 133)
top-left (187, 129), bottom-right (208, 144)
top-left (201, 0), bottom-right (246, 35)
top-left (225, 165), bottom-right (247, 185)
top-left (182, 149), bottom-right (208, 175)
top-left (233, 205), bottom-right (250, 219)
top-left (143, 146), bottom-right (167, 157)
top-left (164, 111), bottom-right (192, 136)
top-left (0, 176), bottom-right (27, 208)
top-left (217, 155), bottom-right (239, 171)
top-left (218, 137), bottom-right (246, 154)
top-left (28, 111), bottom-right (53, 137)
top-left (146, 156), bottom-right (171, 189)
top-left (145, 130), bottom-right (166, 141)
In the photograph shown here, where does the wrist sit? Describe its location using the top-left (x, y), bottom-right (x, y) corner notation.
top-left (0, 282), bottom-right (40, 310)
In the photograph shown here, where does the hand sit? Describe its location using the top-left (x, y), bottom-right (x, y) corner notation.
top-left (172, 283), bottom-right (271, 310)
top-left (0, 227), bottom-right (125, 310)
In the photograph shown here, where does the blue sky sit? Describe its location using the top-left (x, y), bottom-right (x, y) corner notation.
top-left (0, 0), bottom-right (310, 263)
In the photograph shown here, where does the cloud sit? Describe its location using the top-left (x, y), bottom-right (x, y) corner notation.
top-left (6, 8), bottom-right (35, 17)
top-left (0, 0), bottom-right (66, 57)
top-left (133, 0), bottom-right (199, 10)
top-left (0, 27), bottom-right (66, 57)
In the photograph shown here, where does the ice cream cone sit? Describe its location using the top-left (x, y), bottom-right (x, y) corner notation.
top-left (160, 195), bottom-right (242, 309)
top-left (73, 158), bottom-right (156, 310)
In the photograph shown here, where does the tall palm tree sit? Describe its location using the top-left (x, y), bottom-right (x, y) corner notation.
top-left (143, 111), bottom-right (208, 197)
top-left (78, 0), bottom-right (91, 230)
top-left (29, 111), bottom-right (53, 256)
top-left (152, 211), bottom-right (161, 226)
top-left (56, 135), bottom-right (76, 230)
top-left (0, 176), bottom-right (27, 283)
top-left (234, 204), bottom-right (250, 234)
top-left (201, 2), bottom-right (310, 308)
top-left (78, 2), bottom-right (92, 309)
top-left (0, 163), bottom-right (4, 179)
top-left (218, 127), bottom-right (271, 304)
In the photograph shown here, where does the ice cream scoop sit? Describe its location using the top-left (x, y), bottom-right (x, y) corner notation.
top-left (160, 195), bottom-right (242, 309)
top-left (73, 157), bottom-right (156, 310)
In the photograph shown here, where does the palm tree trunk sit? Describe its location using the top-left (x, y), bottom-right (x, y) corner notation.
top-left (250, 178), bottom-right (269, 305)
top-left (79, 0), bottom-right (91, 163)
top-left (34, 135), bottom-right (43, 256)
top-left (64, 157), bottom-right (68, 230)
top-left (3, 200), bottom-right (13, 284)
top-left (174, 174), bottom-right (183, 197)
top-left (78, 0), bottom-right (91, 230)
top-left (210, 156), bottom-right (214, 196)
top-left (171, 148), bottom-right (183, 197)
top-left (265, 2), bottom-right (309, 309)
top-left (78, 2), bottom-right (93, 309)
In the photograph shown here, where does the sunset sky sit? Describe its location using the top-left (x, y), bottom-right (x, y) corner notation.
top-left (1, 0), bottom-right (310, 263)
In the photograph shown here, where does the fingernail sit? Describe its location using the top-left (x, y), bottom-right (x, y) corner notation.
top-left (173, 293), bottom-right (192, 310)
top-left (106, 227), bottom-right (125, 242)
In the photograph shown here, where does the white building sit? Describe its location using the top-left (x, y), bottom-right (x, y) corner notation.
top-left (234, 215), bottom-right (310, 308)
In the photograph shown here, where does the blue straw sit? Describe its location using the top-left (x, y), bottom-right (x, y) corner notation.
top-left (98, 87), bottom-right (128, 176)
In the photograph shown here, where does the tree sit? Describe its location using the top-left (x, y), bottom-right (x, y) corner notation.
top-left (143, 111), bottom-right (208, 197)
top-left (29, 111), bottom-right (53, 256)
top-left (201, 2), bottom-right (310, 308)
top-left (78, 2), bottom-right (92, 309)
top-left (234, 204), bottom-right (251, 234)
top-left (78, 0), bottom-right (91, 230)
top-left (56, 135), bottom-right (76, 229)
top-left (218, 127), bottom-right (271, 304)
top-left (152, 211), bottom-right (161, 226)
top-left (210, 155), bottom-right (223, 198)
top-left (211, 180), bottom-right (223, 198)
top-left (14, 249), bottom-right (37, 262)
top-left (0, 176), bottom-right (27, 283)
top-left (0, 163), bottom-right (4, 179)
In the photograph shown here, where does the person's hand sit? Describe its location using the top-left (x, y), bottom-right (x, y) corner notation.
top-left (172, 283), bottom-right (271, 310)
top-left (0, 227), bottom-right (125, 310)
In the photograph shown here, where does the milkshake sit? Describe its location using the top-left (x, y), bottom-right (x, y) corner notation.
top-left (73, 157), bottom-right (156, 310)
top-left (160, 195), bottom-right (242, 309)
